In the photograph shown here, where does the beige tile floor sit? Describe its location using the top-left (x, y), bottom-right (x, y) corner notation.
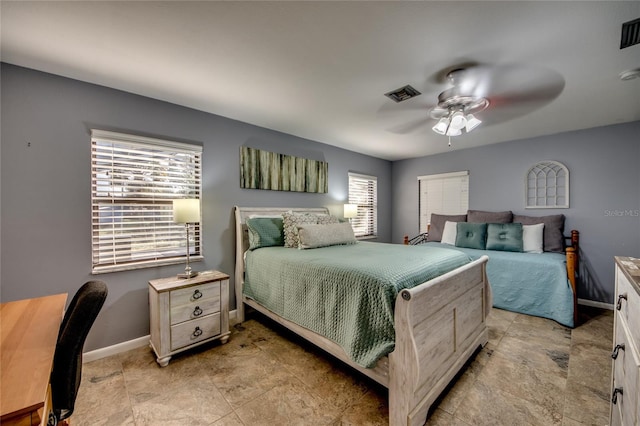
top-left (73, 306), bottom-right (613, 426)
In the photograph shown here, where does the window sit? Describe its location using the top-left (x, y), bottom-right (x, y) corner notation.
top-left (526, 161), bottom-right (569, 208)
top-left (91, 130), bottom-right (202, 273)
top-left (418, 171), bottom-right (469, 233)
top-left (348, 172), bottom-right (377, 238)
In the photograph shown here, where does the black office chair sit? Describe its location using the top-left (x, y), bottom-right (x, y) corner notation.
top-left (48, 281), bottom-right (108, 426)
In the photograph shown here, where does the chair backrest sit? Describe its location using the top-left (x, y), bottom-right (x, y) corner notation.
top-left (50, 281), bottom-right (108, 422)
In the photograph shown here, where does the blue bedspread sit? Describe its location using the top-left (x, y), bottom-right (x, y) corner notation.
top-left (423, 242), bottom-right (574, 327)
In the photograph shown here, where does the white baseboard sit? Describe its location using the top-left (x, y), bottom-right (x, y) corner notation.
top-left (578, 298), bottom-right (614, 310)
top-left (83, 335), bottom-right (150, 363)
top-left (83, 309), bottom-right (239, 363)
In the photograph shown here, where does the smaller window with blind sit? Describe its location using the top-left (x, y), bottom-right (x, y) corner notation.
top-left (91, 130), bottom-right (203, 273)
top-left (348, 172), bottom-right (377, 239)
top-left (418, 171), bottom-right (469, 233)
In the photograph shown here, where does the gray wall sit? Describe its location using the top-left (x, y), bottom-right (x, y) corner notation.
top-left (0, 63), bottom-right (392, 350)
top-left (392, 121), bottom-right (640, 304)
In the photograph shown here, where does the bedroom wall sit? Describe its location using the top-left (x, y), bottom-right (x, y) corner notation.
top-left (391, 121), bottom-right (640, 305)
top-left (0, 63), bottom-right (392, 350)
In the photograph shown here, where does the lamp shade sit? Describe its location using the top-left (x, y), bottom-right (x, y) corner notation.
top-left (432, 117), bottom-right (449, 135)
top-left (344, 204), bottom-right (358, 219)
top-left (465, 114), bottom-right (482, 132)
top-left (173, 199), bottom-right (201, 223)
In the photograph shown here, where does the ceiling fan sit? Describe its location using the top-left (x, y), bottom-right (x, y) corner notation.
top-left (380, 63), bottom-right (565, 138)
top-left (428, 68), bottom-right (490, 136)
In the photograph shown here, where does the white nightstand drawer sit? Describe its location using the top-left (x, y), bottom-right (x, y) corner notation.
top-left (170, 296), bottom-right (221, 325)
top-left (170, 313), bottom-right (221, 351)
top-left (170, 281), bottom-right (220, 307)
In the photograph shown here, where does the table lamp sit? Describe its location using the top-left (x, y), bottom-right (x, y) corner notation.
top-left (344, 204), bottom-right (358, 221)
top-left (173, 199), bottom-right (201, 279)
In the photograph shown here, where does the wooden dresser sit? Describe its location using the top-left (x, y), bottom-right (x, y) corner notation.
top-left (611, 256), bottom-right (640, 425)
top-left (149, 270), bottom-right (230, 367)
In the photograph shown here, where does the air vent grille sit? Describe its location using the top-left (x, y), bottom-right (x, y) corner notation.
top-left (384, 85), bottom-right (421, 103)
top-left (621, 17), bottom-right (640, 49)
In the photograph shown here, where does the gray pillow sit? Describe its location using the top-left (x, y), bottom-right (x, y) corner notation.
top-left (428, 213), bottom-right (467, 242)
top-left (513, 214), bottom-right (565, 253)
top-left (467, 210), bottom-right (513, 224)
top-left (297, 222), bottom-right (357, 249)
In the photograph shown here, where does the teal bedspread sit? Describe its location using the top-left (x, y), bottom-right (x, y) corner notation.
top-left (243, 241), bottom-right (471, 367)
top-left (422, 242), bottom-right (574, 327)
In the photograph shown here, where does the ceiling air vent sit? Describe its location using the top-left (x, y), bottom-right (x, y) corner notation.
top-left (384, 85), bottom-right (421, 103)
top-left (620, 17), bottom-right (640, 49)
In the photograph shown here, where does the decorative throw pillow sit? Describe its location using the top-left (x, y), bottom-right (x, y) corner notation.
top-left (513, 214), bottom-right (565, 253)
top-left (455, 222), bottom-right (488, 250)
top-left (282, 212), bottom-right (319, 248)
top-left (297, 222), bottom-right (357, 249)
top-left (428, 213), bottom-right (467, 242)
top-left (467, 210), bottom-right (513, 224)
top-left (522, 223), bottom-right (544, 253)
top-left (486, 223), bottom-right (523, 252)
top-left (246, 217), bottom-right (284, 250)
top-left (441, 221), bottom-right (458, 245)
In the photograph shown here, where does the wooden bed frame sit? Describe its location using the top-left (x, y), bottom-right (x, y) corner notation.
top-left (234, 206), bottom-right (491, 426)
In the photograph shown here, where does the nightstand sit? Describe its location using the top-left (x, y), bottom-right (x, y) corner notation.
top-left (148, 270), bottom-right (230, 367)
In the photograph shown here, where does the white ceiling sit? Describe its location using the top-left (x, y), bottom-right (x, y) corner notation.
top-left (2, 1), bottom-right (639, 161)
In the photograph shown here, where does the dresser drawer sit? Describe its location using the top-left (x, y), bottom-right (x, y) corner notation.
top-left (617, 271), bottom-right (640, 338)
top-left (170, 281), bottom-right (220, 307)
top-left (170, 313), bottom-right (221, 351)
top-left (612, 314), bottom-right (640, 425)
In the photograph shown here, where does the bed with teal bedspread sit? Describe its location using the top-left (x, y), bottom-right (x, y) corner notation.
top-left (243, 241), bottom-right (472, 367)
top-left (422, 242), bottom-right (574, 327)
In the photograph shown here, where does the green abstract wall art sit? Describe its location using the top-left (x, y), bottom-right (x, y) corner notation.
top-left (240, 146), bottom-right (328, 193)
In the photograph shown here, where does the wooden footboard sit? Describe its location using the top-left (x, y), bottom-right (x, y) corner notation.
top-left (389, 255), bottom-right (490, 426)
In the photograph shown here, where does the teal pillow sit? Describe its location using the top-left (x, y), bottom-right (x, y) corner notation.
top-left (246, 217), bottom-right (284, 249)
top-left (486, 223), bottom-right (523, 252)
top-left (455, 222), bottom-right (488, 250)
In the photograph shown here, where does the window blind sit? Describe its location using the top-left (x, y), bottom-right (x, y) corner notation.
top-left (91, 130), bottom-right (202, 273)
top-left (348, 172), bottom-right (377, 238)
top-left (418, 171), bottom-right (469, 233)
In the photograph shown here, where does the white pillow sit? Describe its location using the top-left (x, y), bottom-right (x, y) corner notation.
top-left (523, 223), bottom-right (545, 253)
top-left (441, 221), bottom-right (458, 245)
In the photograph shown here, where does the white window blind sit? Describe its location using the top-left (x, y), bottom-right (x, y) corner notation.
top-left (348, 172), bottom-right (377, 238)
top-left (418, 171), bottom-right (469, 233)
top-left (91, 130), bottom-right (202, 273)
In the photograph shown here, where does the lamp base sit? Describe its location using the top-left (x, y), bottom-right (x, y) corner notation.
top-left (177, 271), bottom-right (199, 279)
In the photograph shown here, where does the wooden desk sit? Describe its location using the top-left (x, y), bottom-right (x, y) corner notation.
top-left (1, 293), bottom-right (68, 426)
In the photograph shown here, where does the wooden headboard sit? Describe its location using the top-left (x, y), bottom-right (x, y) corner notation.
top-left (233, 206), bottom-right (330, 322)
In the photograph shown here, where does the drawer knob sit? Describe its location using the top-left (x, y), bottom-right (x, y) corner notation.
top-left (192, 326), bottom-right (203, 338)
top-left (612, 343), bottom-right (625, 359)
top-left (193, 289), bottom-right (203, 300)
top-left (616, 293), bottom-right (627, 310)
top-left (193, 306), bottom-right (203, 317)
top-left (612, 387), bottom-right (623, 404)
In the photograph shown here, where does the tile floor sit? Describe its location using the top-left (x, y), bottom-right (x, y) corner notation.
top-left (73, 307), bottom-right (613, 426)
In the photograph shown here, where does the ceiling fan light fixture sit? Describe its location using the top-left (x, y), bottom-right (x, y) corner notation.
top-left (432, 117), bottom-right (450, 135)
top-left (448, 111), bottom-right (467, 130)
top-left (446, 127), bottom-right (462, 136)
top-left (465, 114), bottom-right (481, 132)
